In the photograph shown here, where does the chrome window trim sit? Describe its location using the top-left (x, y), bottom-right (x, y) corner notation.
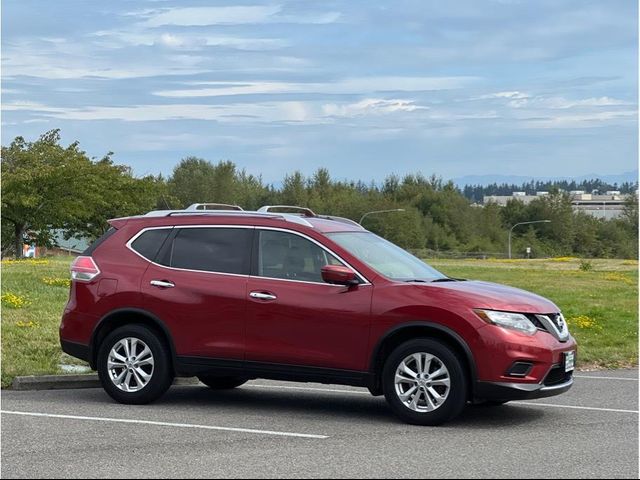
top-left (125, 224), bottom-right (371, 286)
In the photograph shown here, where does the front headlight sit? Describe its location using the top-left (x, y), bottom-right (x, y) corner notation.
top-left (474, 309), bottom-right (537, 336)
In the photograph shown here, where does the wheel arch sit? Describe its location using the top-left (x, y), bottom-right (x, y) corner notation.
top-left (89, 308), bottom-right (177, 371)
top-left (368, 322), bottom-right (478, 397)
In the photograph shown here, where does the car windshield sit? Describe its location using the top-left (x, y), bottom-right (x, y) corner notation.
top-left (326, 232), bottom-right (447, 282)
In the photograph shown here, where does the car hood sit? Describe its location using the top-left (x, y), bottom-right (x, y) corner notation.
top-left (422, 280), bottom-right (559, 314)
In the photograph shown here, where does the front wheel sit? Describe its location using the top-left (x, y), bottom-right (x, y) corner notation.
top-left (382, 339), bottom-right (468, 426)
top-left (97, 324), bottom-right (173, 405)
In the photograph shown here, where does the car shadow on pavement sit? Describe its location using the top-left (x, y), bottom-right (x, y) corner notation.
top-left (153, 385), bottom-right (546, 428)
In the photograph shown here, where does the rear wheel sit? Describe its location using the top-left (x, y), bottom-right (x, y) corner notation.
top-left (382, 338), bottom-right (467, 426)
top-left (197, 375), bottom-right (248, 390)
top-left (97, 324), bottom-right (173, 404)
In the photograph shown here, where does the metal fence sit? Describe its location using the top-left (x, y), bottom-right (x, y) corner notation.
top-left (408, 249), bottom-right (510, 260)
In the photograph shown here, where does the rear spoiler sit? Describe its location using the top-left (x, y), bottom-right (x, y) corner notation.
top-left (107, 217), bottom-right (130, 229)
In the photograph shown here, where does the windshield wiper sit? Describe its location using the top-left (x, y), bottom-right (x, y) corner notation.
top-left (403, 277), bottom-right (464, 283)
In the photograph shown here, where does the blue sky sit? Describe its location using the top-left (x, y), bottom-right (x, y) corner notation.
top-left (2, 0), bottom-right (638, 184)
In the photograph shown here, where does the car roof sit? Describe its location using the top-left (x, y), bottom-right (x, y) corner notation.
top-left (109, 204), bottom-right (366, 234)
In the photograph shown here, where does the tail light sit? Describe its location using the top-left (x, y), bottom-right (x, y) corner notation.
top-left (70, 256), bottom-right (100, 282)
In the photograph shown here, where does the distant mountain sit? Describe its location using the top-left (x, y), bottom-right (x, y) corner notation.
top-left (453, 171), bottom-right (639, 187)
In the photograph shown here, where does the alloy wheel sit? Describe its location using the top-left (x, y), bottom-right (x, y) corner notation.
top-left (394, 352), bottom-right (451, 412)
top-left (107, 337), bottom-right (155, 392)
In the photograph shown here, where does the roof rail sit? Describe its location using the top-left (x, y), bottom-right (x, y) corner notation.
top-left (318, 215), bottom-right (365, 229)
top-left (142, 208), bottom-right (315, 228)
top-left (258, 205), bottom-right (316, 217)
top-left (186, 203), bottom-right (244, 211)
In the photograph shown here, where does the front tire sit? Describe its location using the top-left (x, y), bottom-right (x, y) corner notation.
top-left (97, 324), bottom-right (173, 405)
top-left (382, 338), bottom-right (468, 426)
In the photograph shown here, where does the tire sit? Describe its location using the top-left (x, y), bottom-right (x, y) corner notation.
top-left (382, 338), bottom-right (468, 426)
top-left (197, 375), bottom-right (248, 390)
top-left (97, 324), bottom-right (173, 405)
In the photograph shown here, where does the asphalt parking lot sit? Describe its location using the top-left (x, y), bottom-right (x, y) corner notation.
top-left (2, 369), bottom-right (638, 478)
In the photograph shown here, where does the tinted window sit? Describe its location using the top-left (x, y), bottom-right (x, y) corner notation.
top-left (83, 227), bottom-right (117, 255)
top-left (258, 230), bottom-right (343, 283)
top-left (130, 228), bottom-right (172, 261)
top-left (170, 228), bottom-right (252, 274)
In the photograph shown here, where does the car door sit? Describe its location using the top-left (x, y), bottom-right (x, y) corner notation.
top-left (139, 225), bottom-right (253, 360)
top-left (245, 228), bottom-right (373, 372)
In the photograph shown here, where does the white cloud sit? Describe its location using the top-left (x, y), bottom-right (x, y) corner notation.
top-left (133, 5), bottom-right (341, 27)
top-left (323, 98), bottom-right (425, 117)
top-left (94, 30), bottom-right (288, 51)
top-left (539, 96), bottom-right (632, 109)
top-left (522, 110), bottom-right (637, 128)
top-left (472, 91), bottom-right (633, 110)
top-left (139, 6), bottom-right (282, 27)
top-left (2, 101), bottom-right (325, 124)
top-left (154, 76), bottom-right (477, 98)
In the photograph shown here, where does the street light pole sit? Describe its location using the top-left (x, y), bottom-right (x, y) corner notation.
top-left (359, 209), bottom-right (405, 225)
top-left (508, 220), bottom-right (551, 259)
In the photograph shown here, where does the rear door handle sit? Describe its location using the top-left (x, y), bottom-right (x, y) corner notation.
top-left (250, 291), bottom-right (277, 301)
top-left (150, 280), bottom-right (175, 288)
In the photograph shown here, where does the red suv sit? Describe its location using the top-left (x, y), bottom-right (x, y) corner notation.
top-left (60, 204), bottom-right (576, 425)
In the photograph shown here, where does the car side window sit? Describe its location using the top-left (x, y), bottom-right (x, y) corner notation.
top-left (168, 228), bottom-right (252, 275)
top-left (258, 230), bottom-right (343, 283)
top-left (130, 228), bottom-right (172, 262)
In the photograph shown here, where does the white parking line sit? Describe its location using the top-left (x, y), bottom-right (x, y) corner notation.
top-left (246, 384), bottom-right (639, 414)
top-left (574, 375), bottom-right (638, 381)
top-left (514, 402), bottom-right (638, 414)
top-left (0, 410), bottom-right (328, 439)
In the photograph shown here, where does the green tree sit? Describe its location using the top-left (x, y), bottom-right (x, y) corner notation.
top-left (1, 130), bottom-right (165, 257)
top-left (167, 157), bottom-right (217, 207)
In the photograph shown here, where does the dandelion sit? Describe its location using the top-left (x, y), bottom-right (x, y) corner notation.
top-left (1, 258), bottom-right (50, 266)
top-left (1, 293), bottom-right (30, 309)
top-left (566, 315), bottom-right (603, 331)
top-left (42, 277), bottom-right (71, 287)
top-left (603, 273), bottom-right (636, 286)
top-left (551, 257), bottom-right (578, 262)
top-left (16, 320), bottom-right (40, 328)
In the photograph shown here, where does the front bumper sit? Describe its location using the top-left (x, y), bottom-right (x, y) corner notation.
top-left (475, 368), bottom-right (574, 401)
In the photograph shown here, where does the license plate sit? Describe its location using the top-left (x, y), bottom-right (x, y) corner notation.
top-left (564, 351), bottom-right (575, 372)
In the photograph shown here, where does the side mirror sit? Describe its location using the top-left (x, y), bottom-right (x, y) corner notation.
top-left (321, 265), bottom-right (359, 286)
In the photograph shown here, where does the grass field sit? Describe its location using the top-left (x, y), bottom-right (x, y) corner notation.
top-left (1, 256), bottom-right (638, 387)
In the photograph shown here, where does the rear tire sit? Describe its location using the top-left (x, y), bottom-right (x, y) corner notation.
top-left (382, 338), bottom-right (467, 426)
top-left (197, 375), bottom-right (248, 390)
top-left (97, 324), bottom-right (173, 405)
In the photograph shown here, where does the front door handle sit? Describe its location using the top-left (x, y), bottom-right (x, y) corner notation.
top-left (150, 280), bottom-right (175, 288)
top-left (250, 291), bottom-right (277, 301)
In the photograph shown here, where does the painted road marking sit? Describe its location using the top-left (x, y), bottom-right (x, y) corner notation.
top-left (0, 410), bottom-right (328, 439)
top-left (514, 402), bottom-right (638, 414)
top-left (246, 384), bottom-right (638, 414)
top-left (574, 375), bottom-right (638, 381)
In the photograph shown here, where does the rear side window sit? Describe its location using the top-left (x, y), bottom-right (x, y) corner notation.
top-left (168, 228), bottom-right (252, 275)
top-left (82, 227), bottom-right (117, 256)
top-left (130, 228), bottom-right (172, 262)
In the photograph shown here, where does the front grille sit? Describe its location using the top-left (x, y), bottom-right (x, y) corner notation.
top-left (527, 314), bottom-right (548, 332)
top-left (547, 313), bottom-right (565, 330)
top-left (543, 365), bottom-right (573, 386)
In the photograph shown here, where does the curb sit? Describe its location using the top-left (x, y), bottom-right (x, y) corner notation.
top-left (11, 374), bottom-right (200, 391)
